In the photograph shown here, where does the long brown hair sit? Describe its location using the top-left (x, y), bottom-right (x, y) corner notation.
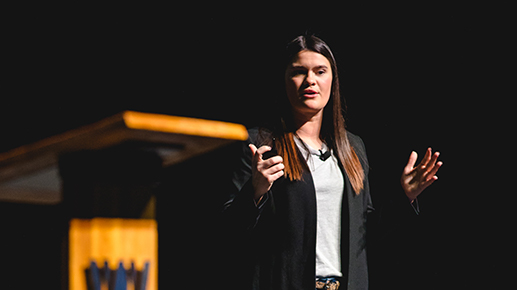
top-left (274, 35), bottom-right (365, 194)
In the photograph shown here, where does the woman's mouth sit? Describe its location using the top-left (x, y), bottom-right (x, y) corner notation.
top-left (302, 89), bottom-right (318, 98)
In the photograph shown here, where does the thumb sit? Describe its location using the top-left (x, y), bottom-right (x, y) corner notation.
top-left (249, 143), bottom-right (258, 156)
top-left (404, 151), bottom-right (418, 173)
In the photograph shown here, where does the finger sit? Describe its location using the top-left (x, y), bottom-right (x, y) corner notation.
top-left (256, 145), bottom-right (272, 157)
top-left (425, 161), bottom-right (443, 182)
top-left (424, 152), bottom-right (440, 174)
top-left (418, 147), bottom-right (432, 168)
top-left (264, 162), bottom-right (285, 176)
top-left (269, 170), bottom-right (285, 183)
top-left (423, 175), bottom-right (439, 188)
top-left (404, 151), bottom-right (418, 173)
top-left (263, 156), bottom-right (283, 167)
top-left (249, 144), bottom-right (271, 162)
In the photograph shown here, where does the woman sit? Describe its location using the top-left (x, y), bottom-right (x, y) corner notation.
top-left (222, 35), bottom-right (442, 290)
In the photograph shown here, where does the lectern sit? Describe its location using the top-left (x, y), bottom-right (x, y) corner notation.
top-left (0, 111), bottom-right (248, 290)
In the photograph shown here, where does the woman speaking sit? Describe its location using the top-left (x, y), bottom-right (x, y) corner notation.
top-left (222, 34), bottom-right (442, 290)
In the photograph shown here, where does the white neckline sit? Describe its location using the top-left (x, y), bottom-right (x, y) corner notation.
top-left (294, 136), bottom-right (330, 157)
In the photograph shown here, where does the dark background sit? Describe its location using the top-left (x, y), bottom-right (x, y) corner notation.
top-left (1, 2), bottom-right (511, 289)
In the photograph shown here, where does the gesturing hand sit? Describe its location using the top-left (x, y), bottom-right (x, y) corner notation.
top-left (249, 144), bottom-right (284, 202)
top-left (401, 148), bottom-right (443, 201)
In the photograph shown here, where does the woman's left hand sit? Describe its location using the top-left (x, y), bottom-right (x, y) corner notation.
top-left (401, 148), bottom-right (443, 201)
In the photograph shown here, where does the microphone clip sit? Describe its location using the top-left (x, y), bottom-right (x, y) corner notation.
top-left (318, 149), bottom-right (331, 161)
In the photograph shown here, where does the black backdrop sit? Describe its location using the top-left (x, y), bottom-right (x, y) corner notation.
top-left (1, 3), bottom-right (511, 289)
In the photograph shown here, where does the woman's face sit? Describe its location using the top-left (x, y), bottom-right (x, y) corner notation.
top-left (285, 50), bottom-right (333, 117)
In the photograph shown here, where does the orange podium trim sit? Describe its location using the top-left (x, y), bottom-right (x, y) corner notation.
top-left (122, 111), bottom-right (248, 141)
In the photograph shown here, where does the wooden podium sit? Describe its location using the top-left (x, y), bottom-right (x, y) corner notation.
top-left (0, 111), bottom-right (248, 290)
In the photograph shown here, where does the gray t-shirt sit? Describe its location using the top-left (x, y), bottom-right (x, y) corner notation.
top-left (295, 137), bottom-right (345, 277)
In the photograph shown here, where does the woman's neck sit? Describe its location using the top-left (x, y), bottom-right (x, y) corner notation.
top-left (293, 109), bottom-right (324, 149)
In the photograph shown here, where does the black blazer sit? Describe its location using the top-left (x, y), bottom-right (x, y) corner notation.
top-left (222, 127), bottom-right (377, 290)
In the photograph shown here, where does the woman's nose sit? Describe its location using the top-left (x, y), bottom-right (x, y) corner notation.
top-left (305, 72), bottom-right (316, 86)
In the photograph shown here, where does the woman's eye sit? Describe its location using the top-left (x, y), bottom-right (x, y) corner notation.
top-left (291, 70), bottom-right (305, 77)
top-left (317, 70), bottom-right (326, 75)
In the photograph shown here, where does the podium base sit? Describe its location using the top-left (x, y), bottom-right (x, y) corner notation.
top-left (69, 218), bottom-right (157, 290)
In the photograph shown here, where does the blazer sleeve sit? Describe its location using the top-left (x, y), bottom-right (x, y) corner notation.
top-left (221, 129), bottom-right (272, 231)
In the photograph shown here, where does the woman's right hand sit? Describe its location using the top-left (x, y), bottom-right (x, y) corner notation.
top-left (249, 144), bottom-right (284, 202)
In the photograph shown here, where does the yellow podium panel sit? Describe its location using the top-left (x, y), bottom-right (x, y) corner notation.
top-left (69, 218), bottom-right (158, 290)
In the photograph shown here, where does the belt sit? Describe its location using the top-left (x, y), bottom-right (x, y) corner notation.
top-left (315, 277), bottom-right (340, 290)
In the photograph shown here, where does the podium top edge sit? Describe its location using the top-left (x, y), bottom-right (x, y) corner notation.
top-left (121, 111), bottom-right (248, 141)
top-left (0, 112), bottom-right (249, 203)
top-left (0, 111), bottom-right (248, 165)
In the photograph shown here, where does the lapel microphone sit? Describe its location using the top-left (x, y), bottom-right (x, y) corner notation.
top-left (318, 149), bottom-right (331, 161)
